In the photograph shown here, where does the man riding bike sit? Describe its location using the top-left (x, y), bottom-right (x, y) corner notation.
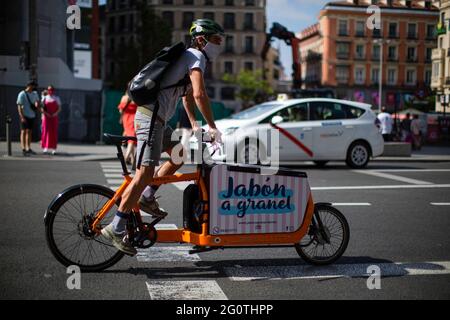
top-left (102, 19), bottom-right (225, 256)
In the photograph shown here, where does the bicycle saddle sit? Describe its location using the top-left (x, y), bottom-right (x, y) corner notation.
top-left (103, 133), bottom-right (137, 145)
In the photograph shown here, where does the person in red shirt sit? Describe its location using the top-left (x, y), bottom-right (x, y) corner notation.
top-left (118, 89), bottom-right (138, 165)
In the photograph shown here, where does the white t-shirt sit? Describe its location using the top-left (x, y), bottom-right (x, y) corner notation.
top-left (377, 112), bottom-right (393, 134)
top-left (146, 48), bottom-right (206, 122)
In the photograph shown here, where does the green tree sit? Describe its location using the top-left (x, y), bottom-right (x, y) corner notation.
top-left (111, 2), bottom-right (172, 90)
top-left (222, 69), bottom-right (274, 109)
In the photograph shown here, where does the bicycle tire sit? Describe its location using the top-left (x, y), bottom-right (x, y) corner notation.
top-left (45, 184), bottom-right (125, 272)
top-left (294, 203), bottom-right (350, 265)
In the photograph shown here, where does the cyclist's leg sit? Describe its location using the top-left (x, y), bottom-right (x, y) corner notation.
top-left (102, 111), bottom-right (164, 254)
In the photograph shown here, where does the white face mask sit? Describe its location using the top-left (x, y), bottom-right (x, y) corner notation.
top-left (203, 41), bottom-right (222, 61)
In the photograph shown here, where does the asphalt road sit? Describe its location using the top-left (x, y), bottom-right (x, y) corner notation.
top-left (1, 159), bottom-right (450, 300)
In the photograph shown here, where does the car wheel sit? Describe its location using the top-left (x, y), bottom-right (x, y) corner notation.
top-left (313, 161), bottom-right (329, 168)
top-left (346, 141), bottom-right (370, 169)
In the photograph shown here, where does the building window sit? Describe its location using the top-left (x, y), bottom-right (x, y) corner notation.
top-left (184, 0), bottom-right (194, 5)
top-left (221, 87), bottom-right (235, 100)
top-left (129, 14), bottom-right (134, 31)
top-left (407, 23), bottom-right (417, 39)
top-left (110, 37), bottom-right (115, 52)
top-left (183, 12), bottom-right (194, 28)
top-left (427, 24), bottom-right (436, 39)
top-left (162, 0), bottom-right (173, 4)
top-left (336, 66), bottom-right (349, 83)
top-left (355, 21), bottom-right (365, 36)
top-left (441, 12), bottom-right (445, 24)
top-left (224, 61), bottom-right (233, 74)
top-left (162, 11), bottom-right (174, 28)
top-left (432, 62), bottom-right (440, 78)
top-left (387, 68), bottom-right (397, 85)
top-left (355, 44), bottom-right (365, 59)
top-left (388, 45), bottom-right (397, 60)
top-left (244, 36), bottom-right (254, 53)
top-left (204, 12), bottom-right (214, 21)
top-left (184, 34), bottom-right (192, 46)
top-left (338, 20), bottom-right (348, 36)
top-left (407, 47), bottom-right (416, 62)
top-left (224, 35), bottom-right (234, 53)
top-left (225, 0), bottom-right (234, 5)
top-left (119, 15), bottom-right (126, 31)
top-left (406, 69), bottom-right (416, 85)
top-left (372, 44), bottom-right (380, 59)
top-left (244, 13), bottom-right (254, 30)
top-left (118, 0), bottom-right (127, 9)
top-left (205, 0), bottom-right (214, 5)
top-left (372, 26), bottom-right (381, 38)
top-left (224, 13), bottom-right (235, 29)
top-left (425, 69), bottom-right (432, 85)
top-left (440, 37), bottom-right (444, 49)
top-left (426, 47), bottom-right (432, 62)
top-left (206, 86), bottom-right (215, 98)
top-left (109, 17), bottom-right (115, 33)
top-left (354, 67), bottom-right (365, 84)
top-left (244, 61), bottom-right (254, 70)
top-left (245, 0), bottom-right (255, 6)
top-left (371, 68), bottom-right (380, 84)
top-left (336, 42), bottom-right (350, 59)
top-left (388, 22), bottom-right (397, 38)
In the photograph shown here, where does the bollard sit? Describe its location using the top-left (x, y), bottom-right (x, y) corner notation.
top-left (6, 114), bottom-right (12, 156)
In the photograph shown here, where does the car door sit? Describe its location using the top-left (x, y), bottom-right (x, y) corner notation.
top-left (309, 101), bottom-right (355, 159)
top-left (257, 103), bottom-right (313, 161)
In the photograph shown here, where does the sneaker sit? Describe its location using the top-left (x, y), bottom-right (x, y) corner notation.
top-left (51, 150), bottom-right (57, 155)
top-left (100, 224), bottom-right (137, 256)
top-left (22, 149), bottom-right (29, 157)
top-left (27, 149), bottom-right (37, 155)
top-left (138, 196), bottom-right (168, 218)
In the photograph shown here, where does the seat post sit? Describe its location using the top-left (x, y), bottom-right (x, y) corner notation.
top-left (115, 144), bottom-right (130, 176)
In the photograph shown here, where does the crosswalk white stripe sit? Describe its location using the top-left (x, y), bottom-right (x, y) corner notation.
top-left (104, 173), bottom-right (125, 178)
top-left (102, 169), bottom-right (125, 173)
top-left (224, 261), bottom-right (450, 281)
top-left (146, 280), bottom-right (228, 300)
top-left (136, 246), bottom-right (200, 262)
top-left (370, 169), bottom-right (450, 172)
top-left (430, 203), bottom-right (450, 206)
top-left (353, 170), bottom-right (432, 185)
top-left (107, 179), bottom-right (125, 185)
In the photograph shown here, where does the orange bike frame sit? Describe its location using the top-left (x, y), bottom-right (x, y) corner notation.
top-left (92, 169), bottom-right (315, 247)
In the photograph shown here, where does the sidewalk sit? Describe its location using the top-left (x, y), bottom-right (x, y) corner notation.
top-left (0, 141), bottom-right (117, 161)
top-left (1, 141), bottom-right (450, 162)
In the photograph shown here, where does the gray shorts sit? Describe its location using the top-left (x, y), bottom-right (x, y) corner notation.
top-left (135, 111), bottom-right (179, 167)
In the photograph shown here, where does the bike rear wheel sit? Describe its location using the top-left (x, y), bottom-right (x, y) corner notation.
top-left (45, 185), bottom-right (124, 272)
top-left (295, 203), bottom-right (350, 265)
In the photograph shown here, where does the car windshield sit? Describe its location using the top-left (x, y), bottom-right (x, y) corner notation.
top-left (230, 103), bottom-right (282, 119)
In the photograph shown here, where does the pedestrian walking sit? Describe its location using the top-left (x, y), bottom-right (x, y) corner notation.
top-left (400, 113), bottom-right (412, 143)
top-left (377, 106), bottom-right (393, 142)
top-left (41, 85), bottom-right (61, 155)
top-left (16, 80), bottom-right (40, 156)
top-left (411, 114), bottom-right (422, 150)
top-left (118, 90), bottom-right (138, 166)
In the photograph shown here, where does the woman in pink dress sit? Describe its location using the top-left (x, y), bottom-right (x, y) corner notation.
top-left (41, 85), bottom-right (61, 155)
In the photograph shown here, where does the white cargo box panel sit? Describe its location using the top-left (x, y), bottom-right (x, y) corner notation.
top-left (209, 164), bottom-right (311, 235)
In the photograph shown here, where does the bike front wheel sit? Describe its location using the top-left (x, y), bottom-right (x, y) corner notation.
top-left (295, 203), bottom-right (350, 265)
top-left (45, 184), bottom-right (124, 272)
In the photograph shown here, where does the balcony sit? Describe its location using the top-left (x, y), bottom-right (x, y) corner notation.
top-left (446, 77), bottom-right (450, 85)
top-left (436, 23), bottom-right (447, 35)
top-left (432, 48), bottom-right (445, 61)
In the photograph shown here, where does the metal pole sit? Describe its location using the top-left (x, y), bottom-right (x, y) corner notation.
top-left (6, 114), bottom-right (12, 156)
top-left (379, 40), bottom-right (383, 114)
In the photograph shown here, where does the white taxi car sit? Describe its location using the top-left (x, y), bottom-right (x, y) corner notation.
top-left (210, 98), bottom-right (384, 168)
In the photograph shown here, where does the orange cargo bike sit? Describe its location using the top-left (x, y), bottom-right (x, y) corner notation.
top-left (45, 133), bottom-right (350, 272)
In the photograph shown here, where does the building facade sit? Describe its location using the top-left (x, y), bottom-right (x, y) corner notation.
top-left (431, 0), bottom-right (450, 113)
top-left (0, 0), bottom-right (103, 143)
top-left (299, 0), bottom-right (439, 112)
top-left (105, 0), bottom-right (270, 111)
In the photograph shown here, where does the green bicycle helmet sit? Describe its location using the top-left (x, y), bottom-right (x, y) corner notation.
top-left (189, 19), bottom-right (225, 37)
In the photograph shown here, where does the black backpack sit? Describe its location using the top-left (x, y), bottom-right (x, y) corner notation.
top-left (128, 41), bottom-right (187, 106)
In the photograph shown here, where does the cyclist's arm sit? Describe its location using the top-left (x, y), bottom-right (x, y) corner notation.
top-left (182, 90), bottom-right (199, 130)
top-left (189, 68), bottom-right (216, 130)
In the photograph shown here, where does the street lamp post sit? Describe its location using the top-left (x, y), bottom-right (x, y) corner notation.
top-left (379, 40), bottom-right (383, 114)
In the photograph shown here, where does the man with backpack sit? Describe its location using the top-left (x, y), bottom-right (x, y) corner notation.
top-left (102, 19), bottom-right (225, 255)
top-left (17, 80), bottom-right (41, 156)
